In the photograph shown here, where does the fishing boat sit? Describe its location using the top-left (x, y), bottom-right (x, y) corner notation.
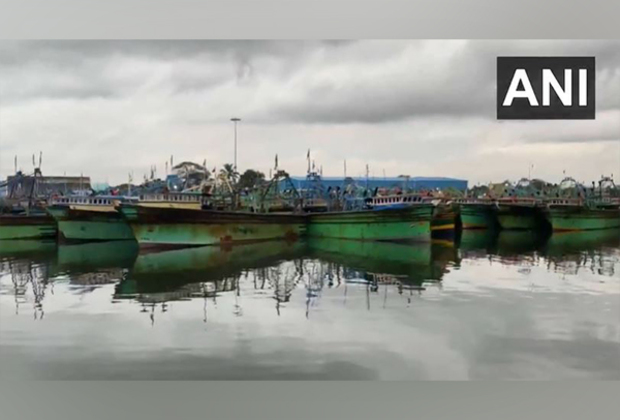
top-left (0, 211), bottom-right (57, 240)
top-left (0, 167), bottom-right (58, 240)
top-left (366, 192), bottom-right (456, 234)
top-left (117, 171), bottom-right (306, 248)
top-left (47, 195), bottom-right (137, 242)
top-left (117, 203), bottom-right (306, 248)
top-left (495, 179), bottom-right (549, 230)
top-left (306, 200), bottom-right (433, 242)
top-left (496, 196), bottom-right (548, 230)
top-left (455, 198), bottom-right (499, 230)
top-left (545, 177), bottom-right (620, 231)
top-left (0, 212), bottom-right (56, 240)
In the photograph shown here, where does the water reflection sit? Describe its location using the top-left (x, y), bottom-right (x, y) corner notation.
top-left (1, 231), bottom-right (619, 379)
top-left (1, 231), bottom-right (619, 318)
top-left (0, 240), bottom-right (57, 319)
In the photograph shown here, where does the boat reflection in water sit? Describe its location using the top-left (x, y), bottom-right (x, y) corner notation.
top-left (0, 239), bottom-right (57, 319)
top-left (1, 229), bottom-right (618, 380)
top-left (306, 238), bottom-right (454, 290)
top-left (56, 240), bottom-right (139, 291)
top-left (541, 229), bottom-right (620, 276)
top-left (457, 228), bottom-right (619, 276)
top-left (115, 239), bottom-right (307, 321)
top-left (109, 238), bottom-right (458, 321)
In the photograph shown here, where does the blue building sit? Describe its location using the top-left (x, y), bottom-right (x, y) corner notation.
top-left (288, 176), bottom-right (468, 191)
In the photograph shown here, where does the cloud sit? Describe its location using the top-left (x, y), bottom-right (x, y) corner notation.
top-left (0, 40), bottom-right (618, 185)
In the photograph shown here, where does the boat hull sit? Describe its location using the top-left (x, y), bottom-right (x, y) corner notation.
top-left (431, 204), bottom-right (457, 233)
top-left (547, 206), bottom-right (620, 231)
top-left (459, 203), bottom-right (498, 230)
top-left (47, 206), bottom-right (135, 241)
top-left (306, 205), bottom-right (433, 242)
top-left (0, 214), bottom-right (57, 240)
top-left (496, 204), bottom-right (547, 230)
top-left (118, 205), bottom-right (306, 247)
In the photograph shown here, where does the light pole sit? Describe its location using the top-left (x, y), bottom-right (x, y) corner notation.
top-left (230, 118), bottom-right (241, 171)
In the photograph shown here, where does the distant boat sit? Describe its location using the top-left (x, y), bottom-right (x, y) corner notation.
top-left (545, 177), bottom-right (620, 231)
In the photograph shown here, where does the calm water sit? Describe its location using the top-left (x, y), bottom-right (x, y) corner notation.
top-left (1, 230), bottom-right (619, 380)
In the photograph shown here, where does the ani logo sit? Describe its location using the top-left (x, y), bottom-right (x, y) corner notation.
top-left (497, 57), bottom-right (595, 120)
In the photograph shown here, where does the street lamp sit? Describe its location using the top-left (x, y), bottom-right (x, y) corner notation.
top-left (230, 118), bottom-right (241, 171)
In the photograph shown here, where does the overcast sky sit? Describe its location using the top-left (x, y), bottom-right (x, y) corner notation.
top-left (0, 40), bottom-right (618, 186)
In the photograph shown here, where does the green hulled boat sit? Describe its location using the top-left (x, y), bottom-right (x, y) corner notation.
top-left (118, 204), bottom-right (306, 248)
top-left (430, 201), bottom-right (458, 234)
top-left (306, 204), bottom-right (433, 242)
top-left (545, 177), bottom-right (620, 231)
top-left (0, 213), bottom-right (57, 240)
top-left (496, 198), bottom-right (548, 230)
top-left (546, 203), bottom-right (620, 231)
top-left (491, 178), bottom-right (550, 231)
top-left (456, 199), bottom-right (499, 230)
top-left (47, 196), bottom-right (135, 242)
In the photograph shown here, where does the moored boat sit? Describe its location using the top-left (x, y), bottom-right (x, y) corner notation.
top-left (496, 197), bottom-right (548, 230)
top-left (455, 198), bottom-right (499, 230)
top-left (0, 212), bottom-right (57, 240)
top-left (546, 199), bottom-right (620, 231)
top-left (47, 195), bottom-right (136, 242)
top-left (493, 178), bottom-right (550, 231)
top-left (367, 192), bottom-right (456, 236)
top-left (117, 204), bottom-right (306, 248)
top-left (429, 200), bottom-right (459, 234)
top-left (306, 204), bottom-right (433, 242)
top-left (545, 177), bottom-right (620, 231)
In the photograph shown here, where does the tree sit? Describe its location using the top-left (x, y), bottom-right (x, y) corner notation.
top-left (238, 169), bottom-right (266, 190)
top-left (220, 163), bottom-right (239, 183)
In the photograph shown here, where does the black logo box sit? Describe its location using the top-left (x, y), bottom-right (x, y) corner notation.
top-left (497, 57), bottom-right (595, 120)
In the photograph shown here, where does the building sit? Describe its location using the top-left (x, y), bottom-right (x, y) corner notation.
top-left (4, 174), bottom-right (92, 198)
top-left (288, 176), bottom-right (468, 191)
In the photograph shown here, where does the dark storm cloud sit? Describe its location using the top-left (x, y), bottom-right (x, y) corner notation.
top-left (0, 40), bottom-right (355, 104)
top-left (1, 40), bottom-right (618, 185)
top-left (268, 40), bottom-right (620, 124)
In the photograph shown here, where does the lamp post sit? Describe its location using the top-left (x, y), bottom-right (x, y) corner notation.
top-left (230, 118), bottom-right (241, 171)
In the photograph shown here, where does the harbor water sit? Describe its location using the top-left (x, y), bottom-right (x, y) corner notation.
top-left (1, 230), bottom-right (619, 380)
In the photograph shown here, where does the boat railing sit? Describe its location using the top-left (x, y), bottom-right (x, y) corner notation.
top-left (545, 198), bottom-right (584, 207)
top-left (497, 196), bottom-right (543, 206)
top-left (454, 197), bottom-right (495, 205)
top-left (50, 196), bottom-right (129, 206)
top-left (138, 193), bottom-right (203, 203)
top-left (370, 194), bottom-right (425, 206)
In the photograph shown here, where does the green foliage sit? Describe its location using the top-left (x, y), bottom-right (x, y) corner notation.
top-left (238, 169), bottom-right (266, 190)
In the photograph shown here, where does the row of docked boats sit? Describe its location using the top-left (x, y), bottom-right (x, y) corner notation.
top-left (1, 171), bottom-right (618, 248)
top-left (456, 176), bottom-right (620, 231)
